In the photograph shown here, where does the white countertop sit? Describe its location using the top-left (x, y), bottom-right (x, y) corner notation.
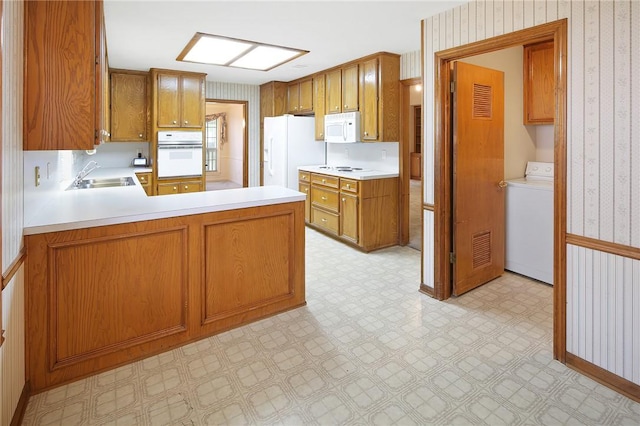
top-left (298, 165), bottom-right (399, 180)
top-left (24, 168), bottom-right (305, 235)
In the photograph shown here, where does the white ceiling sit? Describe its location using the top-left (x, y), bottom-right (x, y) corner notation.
top-left (104, 0), bottom-right (468, 86)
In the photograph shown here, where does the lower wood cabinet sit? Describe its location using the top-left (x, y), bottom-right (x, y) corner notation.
top-left (157, 179), bottom-right (202, 195)
top-left (24, 201), bottom-right (305, 392)
top-left (300, 171), bottom-right (398, 251)
top-left (135, 172), bottom-right (154, 196)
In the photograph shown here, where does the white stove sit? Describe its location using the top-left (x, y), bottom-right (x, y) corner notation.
top-left (317, 165), bottom-right (372, 173)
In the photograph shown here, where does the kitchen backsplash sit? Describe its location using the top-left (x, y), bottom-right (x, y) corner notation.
top-left (23, 142), bottom-right (149, 224)
top-left (326, 142), bottom-right (399, 172)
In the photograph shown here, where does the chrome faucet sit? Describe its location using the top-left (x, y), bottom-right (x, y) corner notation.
top-left (74, 160), bottom-right (100, 186)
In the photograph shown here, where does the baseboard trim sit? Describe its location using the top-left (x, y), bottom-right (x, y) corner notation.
top-left (10, 380), bottom-right (30, 426)
top-left (566, 352), bottom-right (640, 403)
top-left (419, 283), bottom-right (434, 297)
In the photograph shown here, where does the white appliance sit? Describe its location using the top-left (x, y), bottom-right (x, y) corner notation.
top-left (505, 161), bottom-right (554, 285)
top-left (263, 115), bottom-right (326, 190)
top-left (324, 112), bottom-right (361, 143)
top-left (157, 131), bottom-right (203, 178)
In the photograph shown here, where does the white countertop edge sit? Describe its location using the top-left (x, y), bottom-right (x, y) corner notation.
top-left (297, 165), bottom-right (399, 180)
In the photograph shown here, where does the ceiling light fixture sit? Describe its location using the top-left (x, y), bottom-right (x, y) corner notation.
top-left (177, 33), bottom-right (308, 71)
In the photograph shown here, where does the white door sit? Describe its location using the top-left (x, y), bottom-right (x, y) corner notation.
top-left (263, 116), bottom-right (288, 187)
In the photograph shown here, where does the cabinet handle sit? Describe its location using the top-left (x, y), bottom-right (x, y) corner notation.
top-left (173, 120), bottom-right (177, 124)
top-left (139, 133), bottom-right (143, 138)
top-left (321, 196), bottom-right (327, 201)
top-left (184, 120), bottom-right (189, 125)
top-left (346, 184), bottom-right (351, 189)
top-left (294, 106), bottom-right (298, 111)
top-left (322, 179), bottom-right (326, 183)
top-left (184, 185), bottom-right (189, 190)
top-left (321, 218), bottom-right (327, 222)
top-left (173, 186), bottom-right (177, 191)
top-left (335, 106), bottom-right (339, 110)
top-left (364, 132), bottom-right (368, 136)
top-left (304, 188), bottom-right (308, 192)
top-left (342, 198), bottom-right (346, 202)
top-left (344, 104), bottom-right (348, 108)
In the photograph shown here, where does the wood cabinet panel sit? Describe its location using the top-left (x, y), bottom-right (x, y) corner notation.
top-left (51, 229), bottom-right (187, 365)
top-left (360, 58), bottom-right (379, 141)
top-left (287, 82), bottom-right (300, 114)
top-left (325, 69), bottom-right (342, 114)
top-left (299, 78), bottom-right (313, 113)
top-left (156, 73), bottom-right (180, 127)
top-left (299, 182), bottom-right (311, 222)
top-left (310, 173), bottom-right (339, 189)
top-left (311, 186), bottom-right (339, 212)
top-left (110, 70), bottom-right (149, 142)
top-left (157, 179), bottom-right (202, 195)
top-left (313, 75), bottom-right (326, 140)
top-left (203, 213), bottom-right (294, 321)
top-left (340, 193), bottom-right (358, 242)
top-left (342, 64), bottom-right (359, 112)
top-left (25, 201), bottom-right (306, 392)
top-left (181, 75), bottom-right (204, 127)
top-left (311, 207), bottom-right (339, 235)
top-left (24, 0), bottom-right (104, 150)
top-left (135, 172), bottom-right (153, 196)
top-left (524, 41), bottom-right (554, 124)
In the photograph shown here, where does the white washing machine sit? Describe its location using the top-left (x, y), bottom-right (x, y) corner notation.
top-left (505, 161), bottom-right (554, 285)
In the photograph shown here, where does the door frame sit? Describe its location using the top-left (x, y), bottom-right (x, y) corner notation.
top-left (400, 77), bottom-right (423, 246)
top-left (205, 99), bottom-right (249, 187)
top-left (432, 20), bottom-right (568, 361)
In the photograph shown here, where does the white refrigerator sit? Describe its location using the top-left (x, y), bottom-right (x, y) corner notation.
top-left (263, 115), bottom-right (325, 190)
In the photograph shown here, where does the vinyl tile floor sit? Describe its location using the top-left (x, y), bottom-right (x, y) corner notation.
top-left (22, 228), bottom-right (640, 425)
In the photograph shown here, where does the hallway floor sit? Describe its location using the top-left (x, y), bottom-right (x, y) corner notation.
top-left (22, 229), bottom-right (640, 425)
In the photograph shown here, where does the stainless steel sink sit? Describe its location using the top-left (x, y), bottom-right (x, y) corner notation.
top-left (67, 176), bottom-right (136, 190)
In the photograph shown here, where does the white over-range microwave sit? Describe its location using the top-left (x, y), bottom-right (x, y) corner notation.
top-left (324, 112), bottom-right (361, 143)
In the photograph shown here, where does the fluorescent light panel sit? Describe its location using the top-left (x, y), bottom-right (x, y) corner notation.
top-left (177, 33), bottom-right (308, 71)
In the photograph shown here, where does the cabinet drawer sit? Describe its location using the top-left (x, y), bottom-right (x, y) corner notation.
top-left (311, 173), bottom-right (339, 189)
top-left (340, 178), bottom-right (358, 194)
top-left (181, 182), bottom-right (201, 193)
top-left (299, 171), bottom-right (310, 183)
top-left (311, 207), bottom-right (339, 235)
top-left (311, 187), bottom-right (339, 212)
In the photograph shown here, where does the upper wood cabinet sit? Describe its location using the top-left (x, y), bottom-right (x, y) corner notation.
top-left (313, 75), bottom-right (326, 140)
top-left (325, 66), bottom-right (359, 114)
top-left (287, 78), bottom-right (313, 114)
top-left (524, 41), bottom-right (554, 124)
top-left (359, 53), bottom-right (400, 142)
top-left (260, 81), bottom-right (287, 120)
top-left (110, 70), bottom-right (150, 142)
top-left (24, 0), bottom-right (108, 150)
top-left (152, 69), bottom-right (205, 129)
top-left (341, 64), bottom-right (359, 112)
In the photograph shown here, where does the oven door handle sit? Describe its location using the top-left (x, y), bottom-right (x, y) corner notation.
top-left (158, 144), bottom-right (203, 150)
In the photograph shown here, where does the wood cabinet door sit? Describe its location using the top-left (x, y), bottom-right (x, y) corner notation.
top-left (157, 182), bottom-right (180, 195)
top-left (156, 73), bottom-right (180, 127)
top-left (298, 78), bottom-right (313, 113)
top-left (24, 0), bottom-right (97, 150)
top-left (299, 182), bottom-right (311, 222)
top-left (287, 82), bottom-right (300, 113)
top-left (180, 181), bottom-right (201, 193)
top-left (340, 193), bottom-right (359, 242)
top-left (360, 58), bottom-right (378, 141)
top-left (524, 41), bottom-right (554, 124)
top-left (342, 64), bottom-right (359, 112)
top-left (325, 69), bottom-right (342, 114)
top-left (313, 75), bottom-right (326, 140)
top-left (181, 75), bottom-right (204, 128)
top-left (110, 72), bottom-right (148, 141)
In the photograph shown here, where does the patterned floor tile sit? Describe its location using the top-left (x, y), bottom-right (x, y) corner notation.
top-left (21, 228), bottom-right (640, 426)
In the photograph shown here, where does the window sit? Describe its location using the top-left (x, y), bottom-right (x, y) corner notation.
top-left (205, 119), bottom-right (218, 172)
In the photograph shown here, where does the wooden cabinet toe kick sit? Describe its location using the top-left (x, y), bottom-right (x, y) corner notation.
top-left (25, 201), bottom-right (306, 393)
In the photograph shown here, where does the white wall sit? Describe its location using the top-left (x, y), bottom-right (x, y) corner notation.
top-left (326, 142), bottom-right (399, 173)
top-left (422, 0), bottom-right (640, 387)
top-left (1, 0), bottom-right (26, 422)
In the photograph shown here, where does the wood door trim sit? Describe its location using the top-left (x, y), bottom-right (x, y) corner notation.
top-left (205, 99), bottom-right (249, 187)
top-left (566, 352), bottom-right (640, 403)
top-left (566, 234), bottom-right (640, 261)
top-left (432, 20), bottom-right (568, 362)
top-left (2, 247), bottom-right (26, 290)
top-left (400, 77), bottom-right (422, 247)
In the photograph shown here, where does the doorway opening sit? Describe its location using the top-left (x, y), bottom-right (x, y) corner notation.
top-left (205, 99), bottom-right (249, 191)
top-left (431, 20), bottom-right (568, 360)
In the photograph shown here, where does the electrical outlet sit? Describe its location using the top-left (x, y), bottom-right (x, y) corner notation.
top-left (35, 166), bottom-right (41, 187)
top-left (381, 150), bottom-right (387, 160)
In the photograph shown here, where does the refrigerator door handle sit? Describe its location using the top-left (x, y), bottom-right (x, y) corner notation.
top-left (343, 121), bottom-right (347, 141)
top-left (266, 137), bottom-right (275, 176)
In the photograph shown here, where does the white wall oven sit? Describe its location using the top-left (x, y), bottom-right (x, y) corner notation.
top-left (157, 131), bottom-right (203, 178)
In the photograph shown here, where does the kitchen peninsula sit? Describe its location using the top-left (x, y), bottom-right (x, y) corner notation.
top-left (24, 168), bottom-right (306, 392)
